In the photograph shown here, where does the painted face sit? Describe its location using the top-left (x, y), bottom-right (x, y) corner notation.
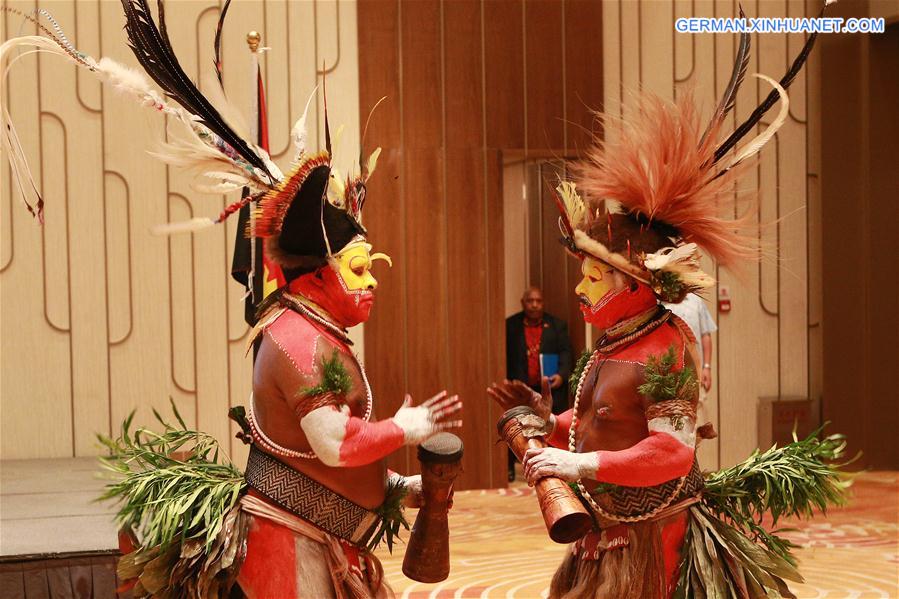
top-left (574, 256), bottom-right (657, 329)
top-left (334, 243), bottom-right (379, 293)
top-left (575, 257), bottom-right (622, 310)
top-left (290, 241), bottom-right (391, 329)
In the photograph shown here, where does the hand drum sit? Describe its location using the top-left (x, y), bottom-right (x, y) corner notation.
top-left (402, 432), bottom-right (463, 583)
top-left (497, 406), bottom-right (593, 543)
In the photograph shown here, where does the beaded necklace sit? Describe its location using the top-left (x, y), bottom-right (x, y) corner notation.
top-left (568, 309), bottom-right (687, 522)
top-left (281, 292), bottom-right (353, 346)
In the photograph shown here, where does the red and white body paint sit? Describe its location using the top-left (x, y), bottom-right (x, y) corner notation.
top-left (528, 304), bottom-right (696, 488)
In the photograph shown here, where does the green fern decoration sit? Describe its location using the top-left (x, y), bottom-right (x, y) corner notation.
top-left (300, 350), bottom-right (353, 398)
top-left (97, 400), bottom-right (246, 551)
top-left (569, 349), bottom-right (593, 396)
top-left (651, 271), bottom-right (687, 303)
top-left (637, 344), bottom-right (698, 403)
top-left (367, 477), bottom-right (410, 553)
top-left (702, 426), bottom-right (854, 565)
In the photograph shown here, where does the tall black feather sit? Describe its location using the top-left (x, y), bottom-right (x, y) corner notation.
top-left (153, 0), bottom-right (174, 55)
top-left (119, 0), bottom-right (274, 182)
top-left (700, 6), bottom-right (750, 147)
top-left (214, 0), bottom-right (233, 85)
top-left (713, 2), bottom-right (828, 164)
top-left (322, 65), bottom-right (332, 156)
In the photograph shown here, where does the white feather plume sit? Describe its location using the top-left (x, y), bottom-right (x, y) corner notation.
top-left (556, 181), bottom-right (586, 230)
top-left (724, 74), bottom-right (789, 171)
top-left (151, 217), bottom-right (215, 236)
top-left (291, 87), bottom-right (318, 160)
top-left (95, 57), bottom-right (166, 108)
top-left (644, 243), bottom-right (715, 289)
top-left (364, 147), bottom-right (382, 180)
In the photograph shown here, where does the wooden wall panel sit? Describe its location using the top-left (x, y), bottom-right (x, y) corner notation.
top-left (485, 149), bottom-right (508, 486)
top-left (564, 0), bottom-right (604, 153)
top-left (484, 0), bottom-right (525, 149)
top-left (1, 1), bottom-right (360, 460)
top-left (863, 25), bottom-right (899, 469)
top-left (820, 8), bottom-right (899, 469)
top-left (359, 0), bottom-right (616, 488)
top-left (401, 0), bottom-right (446, 479)
top-left (357, 0), bottom-right (407, 476)
top-left (444, 0), bottom-right (483, 150)
top-left (447, 149), bottom-right (490, 487)
top-left (2, 1), bottom-right (72, 459)
top-left (524, 0), bottom-right (564, 151)
top-left (444, 0), bottom-right (495, 488)
top-left (359, 1), bottom-right (604, 488)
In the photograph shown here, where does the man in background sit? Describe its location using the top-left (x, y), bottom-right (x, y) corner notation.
top-left (506, 286), bottom-right (572, 480)
top-left (664, 293), bottom-right (717, 398)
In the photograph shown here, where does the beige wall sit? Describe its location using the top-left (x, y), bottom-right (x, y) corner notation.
top-left (0, 0), bottom-right (360, 460)
top-left (602, 0), bottom-right (822, 468)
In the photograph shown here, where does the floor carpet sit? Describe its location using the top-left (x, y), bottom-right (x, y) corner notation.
top-left (375, 471), bottom-right (898, 598)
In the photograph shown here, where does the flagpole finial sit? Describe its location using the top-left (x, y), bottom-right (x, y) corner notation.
top-left (247, 31), bottom-right (261, 52)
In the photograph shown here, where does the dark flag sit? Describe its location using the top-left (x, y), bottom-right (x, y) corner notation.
top-left (231, 55), bottom-right (285, 326)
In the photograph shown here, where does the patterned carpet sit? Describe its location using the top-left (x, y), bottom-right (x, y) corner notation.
top-left (375, 472), bottom-right (899, 598)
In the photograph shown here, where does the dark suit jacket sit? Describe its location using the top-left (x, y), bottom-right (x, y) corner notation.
top-left (506, 312), bottom-right (573, 414)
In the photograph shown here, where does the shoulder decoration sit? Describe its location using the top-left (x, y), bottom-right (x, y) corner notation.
top-left (637, 344), bottom-right (698, 405)
top-left (300, 350), bottom-right (353, 399)
top-left (569, 349), bottom-right (593, 397)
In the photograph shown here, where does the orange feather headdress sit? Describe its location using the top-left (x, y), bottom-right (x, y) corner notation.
top-left (555, 3), bottom-right (829, 302)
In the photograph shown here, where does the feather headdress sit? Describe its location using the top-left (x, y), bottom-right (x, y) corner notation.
top-left (1, 2), bottom-right (383, 266)
top-left (557, 2), bottom-right (828, 302)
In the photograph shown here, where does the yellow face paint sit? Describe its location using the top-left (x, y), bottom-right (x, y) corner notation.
top-left (333, 243), bottom-right (378, 292)
top-left (574, 256), bottom-right (618, 307)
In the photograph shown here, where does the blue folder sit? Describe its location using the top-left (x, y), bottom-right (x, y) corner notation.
top-left (540, 353), bottom-right (559, 378)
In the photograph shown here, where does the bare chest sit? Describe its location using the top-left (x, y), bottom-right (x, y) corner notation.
top-left (572, 358), bottom-right (650, 451)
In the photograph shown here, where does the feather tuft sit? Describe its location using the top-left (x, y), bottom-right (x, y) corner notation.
top-left (574, 92), bottom-right (758, 267)
top-left (151, 217), bottom-right (216, 236)
top-left (291, 87), bottom-right (318, 160)
top-left (556, 181), bottom-right (586, 231)
top-left (96, 57), bottom-right (159, 101)
top-left (364, 147), bottom-right (382, 181)
top-left (701, 12), bottom-right (750, 147)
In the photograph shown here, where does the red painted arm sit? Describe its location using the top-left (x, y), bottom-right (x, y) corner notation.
top-left (593, 432), bottom-right (694, 487)
top-left (338, 417), bottom-right (406, 467)
top-left (301, 408), bottom-right (406, 468)
top-left (546, 409), bottom-right (574, 448)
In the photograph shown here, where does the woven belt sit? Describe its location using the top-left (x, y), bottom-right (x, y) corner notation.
top-left (244, 446), bottom-right (381, 547)
top-left (591, 460), bottom-right (705, 524)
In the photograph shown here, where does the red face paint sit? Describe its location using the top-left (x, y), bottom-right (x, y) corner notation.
top-left (579, 281), bottom-right (657, 329)
top-left (289, 265), bottom-right (375, 328)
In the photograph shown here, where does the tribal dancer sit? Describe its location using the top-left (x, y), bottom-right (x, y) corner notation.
top-left (231, 126), bottom-right (462, 599)
top-left (489, 8), bottom-right (848, 598)
top-left (1, 3), bottom-right (461, 598)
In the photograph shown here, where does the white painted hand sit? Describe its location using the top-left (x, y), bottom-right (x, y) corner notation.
top-left (522, 447), bottom-right (598, 484)
top-left (393, 390), bottom-right (462, 444)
